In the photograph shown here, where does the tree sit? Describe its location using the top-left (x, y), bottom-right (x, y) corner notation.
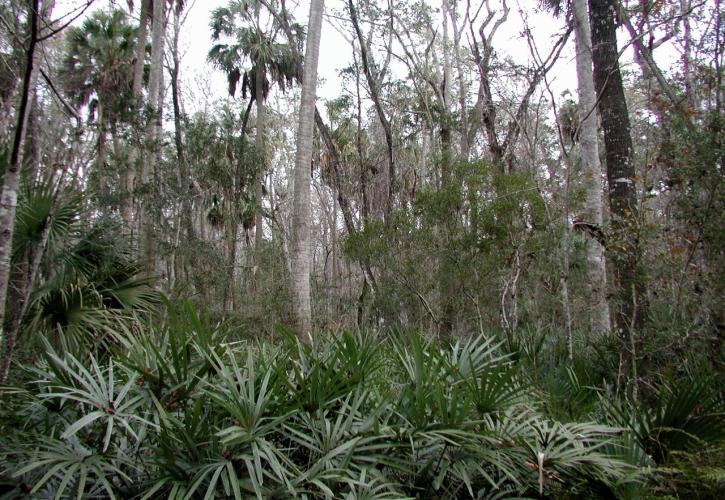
top-left (589, 0), bottom-right (644, 392)
top-left (573, 0), bottom-right (611, 336)
top-left (0, 0), bottom-right (40, 385)
top-left (138, 0), bottom-right (167, 277)
top-left (209, 0), bottom-right (298, 252)
top-left (291, 0), bottom-right (325, 340)
top-left (347, 0), bottom-right (396, 217)
top-left (61, 9), bottom-right (137, 199)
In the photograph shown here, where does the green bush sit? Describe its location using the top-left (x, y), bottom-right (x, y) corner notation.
top-left (0, 302), bottom-right (630, 499)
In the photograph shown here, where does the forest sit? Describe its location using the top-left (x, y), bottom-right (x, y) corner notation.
top-left (0, 0), bottom-right (723, 497)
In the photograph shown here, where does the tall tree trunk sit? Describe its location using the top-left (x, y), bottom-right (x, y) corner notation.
top-left (292, 0), bottom-right (325, 341)
top-left (253, 62), bottom-right (265, 293)
top-left (139, 0), bottom-right (166, 277)
top-left (589, 0), bottom-right (644, 392)
top-left (23, 92), bottom-right (41, 183)
top-left (0, 0), bottom-right (40, 385)
top-left (574, 0), bottom-right (611, 337)
top-left (437, 0), bottom-right (457, 337)
top-left (133, 0), bottom-right (151, 97)
top-left (254, 63), bottom-right (265, 252)
top-left (170, 3), bottom-right (195, 290)
top-left (96, 101), bottom-right (108, 198)
top-left (263, 0), bottom-right (377, 314)
top-left (123, 0), bottom-right (150, 232)
top-left (445, 0), bottom-right (469, 159)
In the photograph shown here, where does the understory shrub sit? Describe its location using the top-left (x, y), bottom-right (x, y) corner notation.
top-left (0, 301), bottom-right (639, 499)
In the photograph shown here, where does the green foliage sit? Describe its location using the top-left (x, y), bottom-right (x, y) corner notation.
top-left (641, 448), bottom-right (725, 498)
top-left (23, 217), bottom-right (159, 351)
top-left (0, 310), bottom-right (629, 498)
top-left (605, 376), bottom-right (725, 465)
top-left (11, 178), bottom-right (80, 260)
top-left (61, 9), bottom-right (137, 122)
top-left (343, 162), bottom-right (552, 332)
top-left (209, 1), bottom-right (298, 99)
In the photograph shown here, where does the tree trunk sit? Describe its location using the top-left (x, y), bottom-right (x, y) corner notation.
top-left (139, 0), bottom-right (166, 277)
top-left (0, 0), bottom-right (40, 385)
top-left (123, 0), bottom-right (150, 233)
top-left (96, 101), bottom-right (108, 198)
top-left (291, 0), bottom-right (325, 341)
top-left (169, 4), bottom-right (195, 285)
top-left (133, 0), bottom-right (150, 97)
top-left (589, 0), bottom-right (644, 392)
top-left (22, 0), bottom-right (55, 183)
top-left (254, 62), bottom-right (265, 252)
top-left (437, 2), bottom-right (457, 337)
top-left (574, 0), bottom-right (611, 337)
top-left (446, 0), bottom-right (469, 159)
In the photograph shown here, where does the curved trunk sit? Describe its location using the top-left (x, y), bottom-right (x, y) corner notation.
top-left (292, 0), bottom-right (325, 341)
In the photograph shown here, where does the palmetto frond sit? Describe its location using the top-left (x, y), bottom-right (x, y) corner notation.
top-left (22, 218), bottom-right (159, 347)
top-left (12, 178), bottom-right (82, 259)
top-left (208, 5), bottom-right (298, 100)
top-left (61, 9), bottom-right (137, 120)
top-left (605, 376), bottom-right (725, 465)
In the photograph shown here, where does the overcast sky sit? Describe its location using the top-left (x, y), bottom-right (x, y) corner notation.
top-left (54, 0), bottom-right (678, 117)
top-left (176, 0), bottom-right (582, 106)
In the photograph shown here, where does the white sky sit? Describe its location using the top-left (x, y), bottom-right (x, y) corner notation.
top-left (54, 0), bottom-right (679, 117)
top-left (178, 0), bottom-right (583, 107)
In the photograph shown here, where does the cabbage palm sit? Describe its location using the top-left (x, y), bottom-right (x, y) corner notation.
top-left (208, 0), bottom-right (298, 250)
top-left (291, 0), bottom-right (324, 338)
top-left (61, 9), bottom-right (137, 197)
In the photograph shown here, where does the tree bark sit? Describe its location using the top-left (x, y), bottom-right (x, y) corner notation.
top-left (252, 60), bottom-right (265, 294)
top-left (438, 7), bottom-right (455, 336)
top-left (589, 0), bottom-right (644, 391)
top-left (139, 0), bottom-right (166, 277)
top-left (133, 0), bottom-right (150, 97)
top-left (21, 0), bottom-right (55, 184)
top-left (573, 0), bottom-right (611, 337)
top-left (169, 3), bottom-right (195, 291)
top-left (96, 101), bottom-right (108, 197)
top-left (254, 62), bottom-right (265, 252)
top-left (291, 0), bottom-right (325, 341)
top-left (0, 0), bottom-right (40, 385)
top-left (123, 0), bottom-right (150, 232)
top-left (446, 0), bottom-right (469, 159)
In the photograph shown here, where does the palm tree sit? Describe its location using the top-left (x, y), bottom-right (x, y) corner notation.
top-left (61, 9), bottom-right (137, 198)
top-left (208, 0), bottom-right (298, 251)
top-left (291, 0), bottom-right (325, 340)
